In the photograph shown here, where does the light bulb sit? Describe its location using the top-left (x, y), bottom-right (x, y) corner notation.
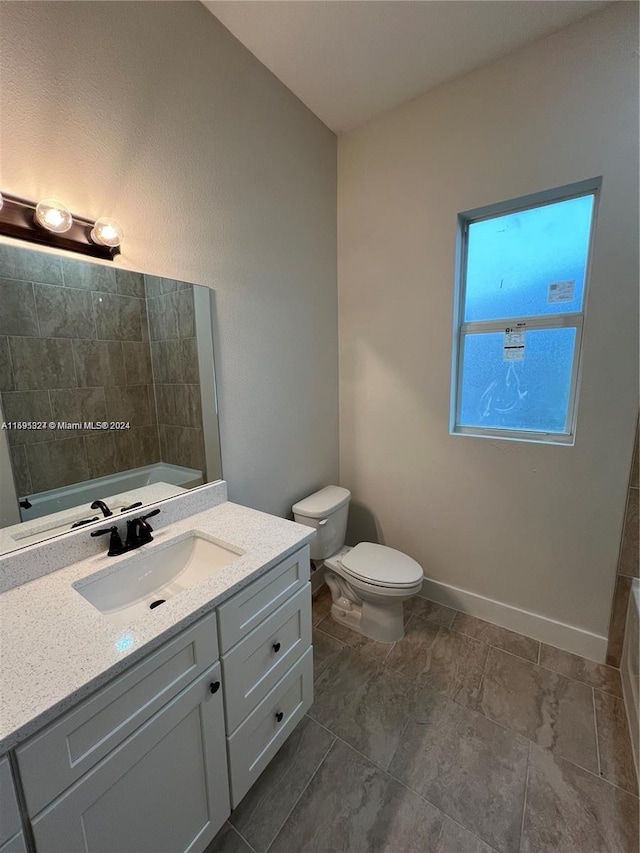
top-left (91, 217), bottom-right (123, 248)
top-left (35, 199), bottom-right (72, 233)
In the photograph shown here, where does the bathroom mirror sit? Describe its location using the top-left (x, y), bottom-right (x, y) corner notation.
top-left (0, 241), bottom-right (222, 554)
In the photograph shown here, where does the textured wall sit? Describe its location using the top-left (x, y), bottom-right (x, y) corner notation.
top-left (0, 1), bottom-right (338, 518)
top-left (338, 4), bottom-right (639, 645)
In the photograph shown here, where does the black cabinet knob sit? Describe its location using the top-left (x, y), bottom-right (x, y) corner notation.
top-left (272, 642), bottom-right (281, 653)
top-left (209, 681), bottom-right (221, 694)
top-left (275, 711), bottom-right (284, 723)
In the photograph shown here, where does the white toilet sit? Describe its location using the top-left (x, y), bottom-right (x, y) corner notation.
top-left (292, 486), bottom-right (423, 643)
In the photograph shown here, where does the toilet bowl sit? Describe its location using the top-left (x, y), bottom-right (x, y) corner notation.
top-left (292, 486), bottom-right (423, 643)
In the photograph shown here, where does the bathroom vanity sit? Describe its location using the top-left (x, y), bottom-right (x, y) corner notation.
top-left (0, 482), bottom-right (315, 853)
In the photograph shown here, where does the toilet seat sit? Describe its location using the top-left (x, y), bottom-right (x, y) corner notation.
top-left (340, 543), bottom-right (423, 589)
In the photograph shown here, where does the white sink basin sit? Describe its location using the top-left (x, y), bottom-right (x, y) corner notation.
top-left (74, 533), bottom-right (244, 625)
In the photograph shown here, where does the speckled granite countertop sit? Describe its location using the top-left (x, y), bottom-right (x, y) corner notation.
top-left (0, 500), bottom-right (315, 753)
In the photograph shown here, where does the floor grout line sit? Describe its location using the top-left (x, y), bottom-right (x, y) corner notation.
top-left (539, 639), bottom-right (623, 672)
top-left (310, 716), bottom-right (405, 777)
top-left (471, 631), bottom-right (624, 697)
top-left (262, 732), bottom-right (337, 853)
top-left (313, 622), bottom-right (400, 668)
top-left (428, 620), bottom-right (542, 667)
top-left (518, 742), bottom-right (532, 853)
top-left (312, 623), bottom-right (346, 646)
top-left (534, 660), bottom-right (622, 698)
top-left (381, 745), bottom-right (502, 853)
top-left (444, 816), bottom-right (502, 853)
top-left (527, 738), bottom-right (639, 799)
top-left (383, 714), bottom-right (413, 774)
top-left (592, 687), bottom-right (602, 781)
top-left (382, 639), bottom-right (396, 663)
top-left (482, 640), bottom-right (620, 697)
top-left (226, 822), bottom-right (259, 853)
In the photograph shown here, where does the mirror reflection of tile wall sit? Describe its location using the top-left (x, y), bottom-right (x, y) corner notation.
top-left (147, 278), bottom-right (205, 472)
top-left (0, 243), bottom-right (205, 499)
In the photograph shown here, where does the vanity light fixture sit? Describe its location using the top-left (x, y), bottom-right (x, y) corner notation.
top-left (0, 191), bottom-right (122, 260)
top-left (35, 198), bottom-right (73, 233)
top-left (90, 217), bottom-right (123, 248)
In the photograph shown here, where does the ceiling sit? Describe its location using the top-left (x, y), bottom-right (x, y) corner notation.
top-left (204, 0), bottom-right (611, 134)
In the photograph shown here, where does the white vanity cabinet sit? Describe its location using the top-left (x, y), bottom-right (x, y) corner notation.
top-left (218, 546), bottom-right (313, 807)
top-left (30, 664), bottom-right (226, 853)
top-left (0, 756), bottom-right (27, 853)
top-left (11, 543), bottom-right (314, 852)
top-left (16, 612), bottom-right (229, 853)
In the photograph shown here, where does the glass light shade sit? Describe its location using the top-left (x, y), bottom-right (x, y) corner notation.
top-left (35, 199), bottom-right (73, 233)
top-left (91, 217), bottom-right (123, 248)
top-left (0, 192), bottom-right (3, 212)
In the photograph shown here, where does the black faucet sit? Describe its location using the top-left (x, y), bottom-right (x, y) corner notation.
top-left (91, 500), bottom-right (113, 518)
top-left (91, 509), bottom-right (161, 556)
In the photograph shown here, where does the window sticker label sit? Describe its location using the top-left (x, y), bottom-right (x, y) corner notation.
top-left (504, 324), bottom-right (526, 361)
top-left (548, 280), bottom-right (575, 303)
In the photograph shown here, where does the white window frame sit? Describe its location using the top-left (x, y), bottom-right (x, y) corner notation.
top-left (450, 177), bottom-right (601, 446)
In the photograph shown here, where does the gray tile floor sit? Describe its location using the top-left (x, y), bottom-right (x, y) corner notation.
top-left (206, 586), bottom-right (639, 853)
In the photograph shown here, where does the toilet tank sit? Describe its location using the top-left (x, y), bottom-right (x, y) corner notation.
top-left (292, 486), bottom-right (351, 561)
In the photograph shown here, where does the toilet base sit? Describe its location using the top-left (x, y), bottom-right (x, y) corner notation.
top-left (325, 570), bottom-right (408, 643)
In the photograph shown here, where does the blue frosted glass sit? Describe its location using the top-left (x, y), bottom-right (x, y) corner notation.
top-left (458, 327), bottom-right (577, 433)
top-left (464, 194), bottom-right (594, 322)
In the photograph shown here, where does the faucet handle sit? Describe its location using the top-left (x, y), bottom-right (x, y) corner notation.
top-left (120, 502), bottom-right (142, 513)
top-left (71, 516), bottom-right (99, 529)
top-left (136, 508), bottom-right (160, 545)
top-left (125, 518), bottom-right (141, 550)
top-left (90, 525), bottom-right (125, 556)
top-left (140, 508), bottom-right (161, 523)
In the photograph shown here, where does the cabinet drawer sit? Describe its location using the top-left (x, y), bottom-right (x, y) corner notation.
top-left (218, 546), bottom-right (309, 653)
top-left (0, 757), bottom-right (22, 845)
top-left (222, 584), bottom-right (312, 731)
top-left (17, 611), bottom-right (218, 817)
top-left (31, 662), bottom-right (229, 853)
top-left (227, 646), bottom-right (313, 807)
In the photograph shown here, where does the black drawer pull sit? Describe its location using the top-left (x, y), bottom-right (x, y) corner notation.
top-left (272, 642), bottom-right (281, 653)
top-left (275, 711), bottom-right (284, 723)
top-left (209, 681), bottom-right (221, 694)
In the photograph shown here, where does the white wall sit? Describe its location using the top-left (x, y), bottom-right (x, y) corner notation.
top-left (0, 1), bottom-right (338, 518)
top-left (338, 3), bottom-right (639, 658)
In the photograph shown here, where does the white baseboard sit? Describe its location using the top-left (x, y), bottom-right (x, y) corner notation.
top-left (418, 577), bottom-right (609, 663)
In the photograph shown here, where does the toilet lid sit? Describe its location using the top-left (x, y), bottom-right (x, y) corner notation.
top-left (341, 543), bottom-right (423, 588)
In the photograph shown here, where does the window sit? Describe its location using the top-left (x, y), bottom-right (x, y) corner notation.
top-left (451, 179), bottom-right (600, 444)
